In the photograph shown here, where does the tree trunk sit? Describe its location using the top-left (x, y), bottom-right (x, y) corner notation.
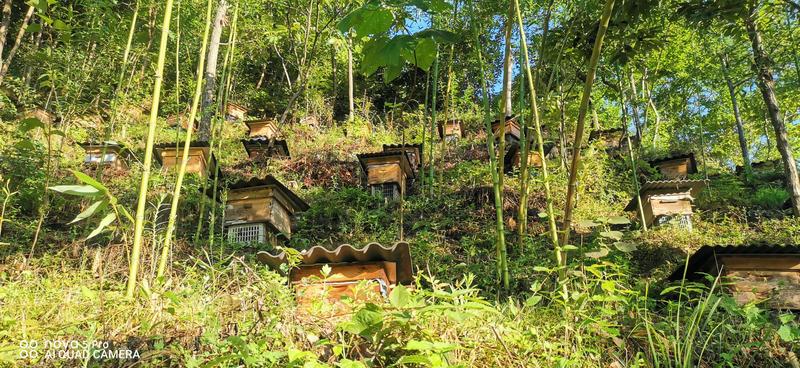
top-left (590, 98), bottom-right (600, 130)
top-left (720, 53), bottom-right (751, 175)
top-left (0, 0), bottom-right (12, 61)
top-left (628, 70), bottom-right (643, 141)
top-left (0, 4), bottom-right (35, 86)
top-left (500, 8), bottom-right (514, 118)
top-left (198, 0), bottom-right (228, 141)
top-left (744, 11), bottom-right (800, 216)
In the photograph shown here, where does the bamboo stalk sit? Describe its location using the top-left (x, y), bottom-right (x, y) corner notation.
top-left (512, 0), bottom-right (559, 254)
top-left (471, 1), bottom-right (508, 290)
top-left (156, 0), bottom-right (214, 279)
top-left (560, 0), bottom-right (615, 249)
top-left (126, 0), bottom-right (176, 299)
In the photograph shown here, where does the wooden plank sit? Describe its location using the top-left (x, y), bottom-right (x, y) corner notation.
top-left (270, 199), bottom-right (292, 236)
top-left (367, 163), bottom-right (403, 186)
top-left (657, 159), bottom-right (691, 179)
top-left (227, 187), bottom-right (272, 201)
top-left (719, 256), bottom-right (800, 271)
top-left (650, 198), bottom-right (692, 217)
top-left (225, 197), bottom-right (272, 223)
top-left (291, 262), bottom-right (391, 284)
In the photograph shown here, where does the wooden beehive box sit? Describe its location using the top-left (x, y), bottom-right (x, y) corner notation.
top-left (669, 245), bottom-right (800, 309)
top-left (492, 115), bottom-right (521, 145)
top-left (438, 120), bottom-right (464, 140)
top-left (357, 151), bottom-right (415, 199)
top-left (625, 179), bottom-right (707, 228)
top-left (382, 143), bottom-right (423, 173)
top-left (504, 142), bottom-right (555, 173)
top-left (244, 119), bottom-right (280, 139)
top-left (223, 176), bottom-right (309, 242)
top-left (154, 142), bottom-right (217, 177)
top-left (78, 141), bottom-right (130, 170)
top-left (257, 242), bottom-right (414, 308)
top-left (242, 138), bottom-right (290, 159)
top-left (588, 128), bottom-right (625, 150)
top-left (647, 153), bottom-right (697, 180)
top-left (225, 102), bottom-right (248, 122)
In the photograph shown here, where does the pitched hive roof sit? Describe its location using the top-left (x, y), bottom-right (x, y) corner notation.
top-left (256, 242), bottom-right (414, 284)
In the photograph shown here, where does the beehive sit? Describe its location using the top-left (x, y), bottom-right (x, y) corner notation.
top-left (646, 153), bottom-right (697, 180)
top-left (625, 179), bottom-right (707, 229)
top-left (669, 245), bottom-right (800, 309)
top-left (357, 151), bottom-right (415, 200)
top-left (244, 119), bottom-right (280, 139)
top-left (242, 138), bottom-right (290, 159)
top-left (382, 143), bottom-right (423, 173)
top-left (588, 128), bottom-right (625, 150)
top-left (77, 141), bottom-right (130, 170)
top-left (257, 242), bottom-right (414, 307)
top-left (225, 102), bottom-right (248, 122)
top-left (492, 115), bottom-right (521, 145)
top-left (223, 176), bottom-right (309, 243)
top-left (154, 142), bottom-right (217, 177)
top-left (438, 120), bottom-right (464, 141)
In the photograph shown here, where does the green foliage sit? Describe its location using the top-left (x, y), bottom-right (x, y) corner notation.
top-left (751, 187), bottom-right (790, 210)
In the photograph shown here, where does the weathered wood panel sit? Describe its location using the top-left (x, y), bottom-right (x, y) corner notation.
top-left (247, 121), bottom-right (279, 138)
top-left (650, 197), bottom-right (693, 217)
top-left (225, 197), bottom-right (272, 224)
top-left (719, 256), bottom-right (800, 271)
top-left (291, 262), bottom-right (394, 284)
top-left (159, 147), bottom-right (209, 175)
top-left (367, 163), bottom-right (403, 187)
top-left (656, 158), bottom-right (692, 179)
top-left (271, 199), bottom-right (292, 237)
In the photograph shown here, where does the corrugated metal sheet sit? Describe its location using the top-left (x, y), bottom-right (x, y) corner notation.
top-left (257, 242), bottom-right (413, 284)
top-left (668, 244), bottom-right (800, 281)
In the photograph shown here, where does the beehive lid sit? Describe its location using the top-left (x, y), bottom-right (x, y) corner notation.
top-left (624, 179), bottom-right (708, 211)
top-left (257, 242), bottom-right (414, 284)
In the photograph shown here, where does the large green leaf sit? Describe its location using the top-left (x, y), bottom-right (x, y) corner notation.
top-left (86, 212), bottom-right (116, 240)
top-left (410, 37), bottom-right (437, 71)
top-left (49, 185), bottom-right (101, 197)
top-left (19, 118), bottom-right (45, 133)
top-left (71, 170), bottom-right (108, 193)
top-left (69, 200), bottom-right (108, 224)
top-left (389, 284), bottom-right (410, 307)
top-left (413, 29), bottom-right (458, 44)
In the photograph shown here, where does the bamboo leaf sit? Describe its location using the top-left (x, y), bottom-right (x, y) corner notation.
top-left (70, 170), bottom-right (108, 193)
top-left (69, 200), bottom-right (108, 224)
top-left (49, 185), bottom-right (101, 197)
top-left (86, 212), bottom-right (116, 240)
